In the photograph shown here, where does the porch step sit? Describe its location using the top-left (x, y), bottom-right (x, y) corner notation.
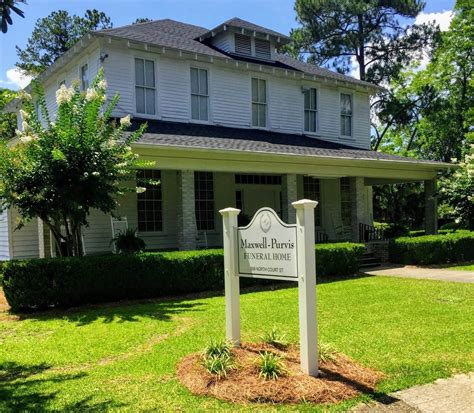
top-left (358, 252), bottom-right (382, 269)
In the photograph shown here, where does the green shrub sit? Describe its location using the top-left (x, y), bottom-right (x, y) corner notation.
top-left (318, 342), bottom-right (337, 362)
top-left (261, 328), bottom-right (288, 349)
top-left (315, 243), bottom-right (365, 276)
top-left (439, 222), bottom-right (460, 231)
top-left (389, 232), bottom-right (474, 265)
top-left (203, 339), bottom-right (232, 359)
top-left (2, 242), bottom-right (365, 312)
top-left (202, 354), bottom-right (234, 378)
top-left (112, 228), bottom-right (146, 254)
top-left (256, 351), bottom-right (286, 380)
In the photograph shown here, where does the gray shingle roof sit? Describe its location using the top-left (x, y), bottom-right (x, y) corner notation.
top-left (94, 19), bottom-right (379, 90)
top-left (129, 119), bottom-right (447, 167)
top-left (208, 17), bottom-right (290, 41)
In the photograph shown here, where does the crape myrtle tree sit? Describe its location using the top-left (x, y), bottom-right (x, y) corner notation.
top-left (0, 69), bottom-right (149, 257)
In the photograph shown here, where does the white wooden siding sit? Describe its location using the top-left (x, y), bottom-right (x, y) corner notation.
top-left (0, 210), bottom-right (10, 260)
top-left (9, 210), bottom-right (39, 259)
top-left (212, 67), bottom-right (251, 126)
top-left (269, 78), bottom-right (303, 133)
top-left (158, 58), bottom-right (190, 121)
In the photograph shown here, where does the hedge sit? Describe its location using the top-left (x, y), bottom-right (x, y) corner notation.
top-left (2, 242), bottom-right (364, 312)
top-left (389, 231), bottom-right (474, 265)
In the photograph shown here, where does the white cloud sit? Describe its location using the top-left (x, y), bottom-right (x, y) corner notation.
top-left (0, 68), bottom-right (33, 90)
top-left (415, 10), bottom-right (454, 70)
top-left (415, 10), bottom-right (453, 31)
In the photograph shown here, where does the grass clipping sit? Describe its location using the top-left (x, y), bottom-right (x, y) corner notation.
top-left (177, 343), bottom-right (383, 405)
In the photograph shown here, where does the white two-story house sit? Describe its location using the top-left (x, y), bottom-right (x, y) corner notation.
top-left (0, 18), bottom-right (449, 259)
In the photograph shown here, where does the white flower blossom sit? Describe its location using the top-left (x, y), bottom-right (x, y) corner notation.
top-left (92, 171), bottom-right (100, 177)
top-left (20, 135), bottom-right (34, 143)
top-left (21, 120), bottom-right (30, 131)
top-left (20, 109), bottom-right (30, 120)
top-left (85, 88), bottom-right (98, 101)
top-left (18, 91), bottom-right (32, 101)
top-left (120, 114), bottom-right (131, 127)
top-left (56, 84), bottom-right (74, 105)
top-left (97, 79), bottom-right (107, 89)
top-left (136, 187), bottom-right (147, 194)
top-left (84, 172), bottom-right (89, 178)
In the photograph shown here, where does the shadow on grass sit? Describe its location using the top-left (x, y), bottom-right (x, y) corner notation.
top-left (0, 361), bottom-right (124, 412)
top-left (5, 273), bottom-right (374, 326)
top-left (17, 299), bottom-right (207, 326)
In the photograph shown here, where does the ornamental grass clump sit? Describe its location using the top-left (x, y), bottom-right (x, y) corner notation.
top-left (319, 342), bottom-right (337, 362)
top-left (256, 351), bottom-right (286, 380)
top-left (261, 327), bottom-right (289, 349)
top-left (202, 339), bottom-right (234, 378)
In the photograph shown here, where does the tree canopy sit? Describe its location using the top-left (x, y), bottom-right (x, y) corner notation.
top-left (290, 0), bottom-right (436, 83)
top-left (16, 9), bottom-right (112, 76)
top-left (0, 88), bottom-right (17, 141)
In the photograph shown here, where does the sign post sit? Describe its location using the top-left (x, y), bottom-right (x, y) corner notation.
top-left (293, 199), bottom-right (318, 376)
top-left (220, 207), bottom-right (241, 346)
top-left (219, 199), bottom-right (319, 376)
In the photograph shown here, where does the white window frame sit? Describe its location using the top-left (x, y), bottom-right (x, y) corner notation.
top-left (251, 77), bottom-right (268, 129)
top-left (190, 67), bottom-right (210, 123)
top-left (134, 57), bottom-right (157, 117)
top-left (340, 91), bottom-right (354, 139)
top-left (303, 87), bottom-right (319, 134)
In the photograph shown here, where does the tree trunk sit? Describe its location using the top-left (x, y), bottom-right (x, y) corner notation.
top-left (357, 14), bottom-right (366, 81)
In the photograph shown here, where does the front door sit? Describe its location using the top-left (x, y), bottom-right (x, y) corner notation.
top-left (236, 186), bottom-right (282, 225)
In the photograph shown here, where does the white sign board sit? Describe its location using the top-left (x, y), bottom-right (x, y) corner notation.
top-left (237, 208), bottom-right (298, 280)
top-left (220, 200), bottom-right (319, 377)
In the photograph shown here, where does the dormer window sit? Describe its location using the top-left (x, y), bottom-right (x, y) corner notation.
top-left (255, 39), bottom-right (271, 60)
top-left (234, 33), bottom-right (251, 56)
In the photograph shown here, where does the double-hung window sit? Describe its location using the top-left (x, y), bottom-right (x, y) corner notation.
top-left (190, 68), bottom-right (209, 121)
top-left (137, 169), bottom-right (162, 232)
top-left (304, 88), bottom-right (318, 133)
top-left (81, 64), bottom-right (89, 90)
top-left (340, 93), bottom-right (353, 137)
top-left (135, 58), bottom-right (156, 115)
top-left (303, 176), bottom-right (322, 227)
top-left (340, 177), bottom-right (352, 227)
top-left (195, 172), bottom-right (215, 231)
top-left (251, 78), bottom-right (267, 127)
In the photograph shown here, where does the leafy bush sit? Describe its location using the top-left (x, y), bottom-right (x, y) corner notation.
top-left (389, 232), bottom-right (474, 265)
top-left (2, 243), bottom-right (365, 312)
top-left (112, 228), bottom-right (146, 254)
top-left (439, 222), bottom-right (461, 231)
top-left (202, 354), bottom-right (234, 378)
top-left (374, 222), bottom-right (409, 238)
top-left (203, 339), bottom-right (232, 359)
top-left (318, 342), bottom-right (337, 362)
top-left (261, 328), bottom-right (288, 350)
top-left (315, 243), bottom-right (365, 276)
top-left (256, 351), bottom-right (286, 380)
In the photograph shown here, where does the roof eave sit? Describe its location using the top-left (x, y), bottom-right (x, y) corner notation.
top-left (131, 141), bottom-right (453, 170)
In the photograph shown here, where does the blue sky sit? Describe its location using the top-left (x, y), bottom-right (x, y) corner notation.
top-left (0, 0), bottom-right (455, 89)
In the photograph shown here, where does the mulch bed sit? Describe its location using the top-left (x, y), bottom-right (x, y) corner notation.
top-left (177, 342), bottom-right (383, 405)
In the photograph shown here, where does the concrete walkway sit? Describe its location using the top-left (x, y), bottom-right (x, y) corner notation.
top-left (354, 373), bottom-right (474, 412)
top-left (362, 265), bottom-right (474, 283)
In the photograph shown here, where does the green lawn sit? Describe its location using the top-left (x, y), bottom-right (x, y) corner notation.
top-left (1, 276), bottom-right (473, 411)
top-left (441, 263), bottom-right (474, 271)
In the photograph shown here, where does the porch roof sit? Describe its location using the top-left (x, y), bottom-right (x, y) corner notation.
top-left (130, 119), bottom-right (451, 170)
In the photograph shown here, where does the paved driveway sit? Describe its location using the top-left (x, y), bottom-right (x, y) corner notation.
top-left (362, 265), bottom-right (474, 283)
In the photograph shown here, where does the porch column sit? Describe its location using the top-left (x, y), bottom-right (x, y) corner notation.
top-left (177, 170), bottom-right (197, 250)
top-left (424, 178), bottom-right (438, 235)
top-left (282, 174), bottom-right (298, 224)
top-left (350, 177), bottom-right (366, 242)
top-left (38, 218), bottom-right (52, 258)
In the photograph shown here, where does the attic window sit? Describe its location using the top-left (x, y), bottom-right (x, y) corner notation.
top-left (255, 39), bottom-right (271, 60)
top-left (235, 33), bottom-right (251, 55)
